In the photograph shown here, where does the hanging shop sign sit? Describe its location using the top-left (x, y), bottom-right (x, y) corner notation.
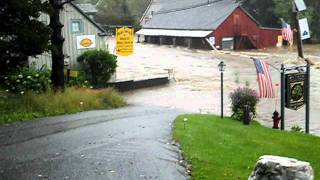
top-left (285, 73), bottom-right (306, 110)
top-left (116, 27), bottom-right (134, 56)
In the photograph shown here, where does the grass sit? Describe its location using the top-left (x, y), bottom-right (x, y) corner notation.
top-left (0, 87), bottom-right (126, 125)
top-left (173, 114), bottom-right (320, 179)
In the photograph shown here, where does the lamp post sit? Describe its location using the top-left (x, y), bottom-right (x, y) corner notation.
top-left (218, 61), bottom-right (226, 119)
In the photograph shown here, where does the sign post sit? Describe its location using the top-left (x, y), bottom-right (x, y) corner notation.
top-left (305, 60), bottom-right (310, 133)
top-left (280, 63), bottom-right (310, 133)
top-left (280, 64), bottom-right (285, 130)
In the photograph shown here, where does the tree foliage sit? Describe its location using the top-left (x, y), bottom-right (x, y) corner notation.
top-left (238, 0), bottom-right (320, 41)
top-left (77, 50), bottom-right (117, 86)
top-left (95, 0), bottom-right (136, 27)
top-left (75, 0), bottom-right (150, 28)
top-left (0, 0), bottom-right (51, 74)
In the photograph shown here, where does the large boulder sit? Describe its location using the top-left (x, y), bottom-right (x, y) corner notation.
top-left (249, 155), bottom-right (314, 180)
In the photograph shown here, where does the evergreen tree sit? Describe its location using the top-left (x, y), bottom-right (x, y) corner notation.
top-left (0, 0), bottom-right (51, 74)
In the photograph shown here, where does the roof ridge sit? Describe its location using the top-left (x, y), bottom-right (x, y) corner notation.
top-left (154, 0), bottom-right (234, 15)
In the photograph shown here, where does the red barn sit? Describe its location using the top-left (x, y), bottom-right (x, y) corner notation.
top-left (137, 0), bottom-right (282, 50)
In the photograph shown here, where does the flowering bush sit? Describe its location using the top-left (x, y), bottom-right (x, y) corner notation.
top-left (230, 87), bottom-right (259, 121)
top-left (1, 66), bottom-right (51, 94)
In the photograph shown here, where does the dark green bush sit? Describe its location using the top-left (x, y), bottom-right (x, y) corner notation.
top-left (1, 65), bottom-right (51, 94)
top-left (230, 87), bottom-right (259, 121)
top-left (77, 50), bottom-right (117, 86)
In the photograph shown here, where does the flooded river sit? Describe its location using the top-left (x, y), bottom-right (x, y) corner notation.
top-left (108, 37), bottom-right (320, 135)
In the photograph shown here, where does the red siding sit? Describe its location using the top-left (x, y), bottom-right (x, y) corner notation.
top-left (213, 7), bottom-right (282, 49)
top-left (259, 28), bottom-right (282, 48)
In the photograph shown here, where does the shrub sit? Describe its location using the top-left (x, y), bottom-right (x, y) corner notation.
top-left (1, 65), bottom-right (51, 94)
top-left (230, 87), bottom-right (259, 121)
top-left (77, 50), bottom-right (117, 86)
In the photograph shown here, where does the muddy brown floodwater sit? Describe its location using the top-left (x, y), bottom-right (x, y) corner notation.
top-left (107, 37), bottom-right (320, 135)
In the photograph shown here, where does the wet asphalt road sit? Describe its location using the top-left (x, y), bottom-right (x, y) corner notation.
top-left (0, 105), bottom-right (187, 180)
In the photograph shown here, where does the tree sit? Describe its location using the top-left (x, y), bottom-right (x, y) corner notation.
top-left (238, 0), bottom-right (320, 41)
top-left (49, 0), bottom-right (65, 90)
top-left (237, 0), bottom-right (279, 28)
top-left (95, 0), bottom-right (137, 27)
top-left (305, 0), bottom-right (320, 41)
top-left (48, 0), bottom-right (73, 90)
top-left (0, 0), bottom-right (51, 75)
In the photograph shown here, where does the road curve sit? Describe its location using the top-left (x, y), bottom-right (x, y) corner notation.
top-left (0, 105), bottom-right (187, 180)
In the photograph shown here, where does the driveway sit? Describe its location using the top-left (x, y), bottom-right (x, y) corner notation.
top-left (0, 105), bottom-right (187, 180)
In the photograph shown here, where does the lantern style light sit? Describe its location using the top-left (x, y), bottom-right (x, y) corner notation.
top-left (218, 61), bottom-right (226, 72)
top-left (218, 60), bottom-right (226, 119)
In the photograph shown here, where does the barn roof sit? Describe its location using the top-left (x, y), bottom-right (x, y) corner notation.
top-left (143, 0), bottom-right (240, 30)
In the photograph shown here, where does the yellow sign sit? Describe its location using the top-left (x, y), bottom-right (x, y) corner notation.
top-left (116, 27), bottom-right (134, 56)
top-left (80, 38), bottom-right (93, 48)
top-left (64, 70), bottom-right (79, 78)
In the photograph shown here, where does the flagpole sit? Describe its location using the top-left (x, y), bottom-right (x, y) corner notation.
top-left (250, 57), bottom-right (280, 72)
top-left (274, 84), bottom-right (279, 111)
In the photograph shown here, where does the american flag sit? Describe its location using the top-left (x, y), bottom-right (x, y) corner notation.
top-left (253, 58), bottom-right (275, 99)
top-left (281, 20), bottom-right (293, 42)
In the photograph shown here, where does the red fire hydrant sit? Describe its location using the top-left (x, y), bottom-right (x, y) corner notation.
top-left (272, 110), bottom-right (281, 129)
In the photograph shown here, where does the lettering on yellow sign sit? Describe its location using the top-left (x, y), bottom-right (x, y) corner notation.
top-left (116, 27), bottom-right (134, 56)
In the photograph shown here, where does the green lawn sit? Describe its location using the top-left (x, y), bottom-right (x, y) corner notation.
top-left (173, 115), bottom-right (320, 179)
top-left (0, 87), bottom-right (126, 125)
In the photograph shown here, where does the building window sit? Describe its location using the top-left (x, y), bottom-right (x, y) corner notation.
top-left (71, 20), bottom-right (83, 33)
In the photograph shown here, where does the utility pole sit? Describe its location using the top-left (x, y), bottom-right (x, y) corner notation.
top-left (292, 1), bottom-right (304, 58)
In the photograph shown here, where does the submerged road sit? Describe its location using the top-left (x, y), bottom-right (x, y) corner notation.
top-left (0, 105), bottom-right (187, 180)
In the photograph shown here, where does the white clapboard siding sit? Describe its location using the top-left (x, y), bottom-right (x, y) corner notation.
top-left (29, 3), bottom-right (107, 69)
